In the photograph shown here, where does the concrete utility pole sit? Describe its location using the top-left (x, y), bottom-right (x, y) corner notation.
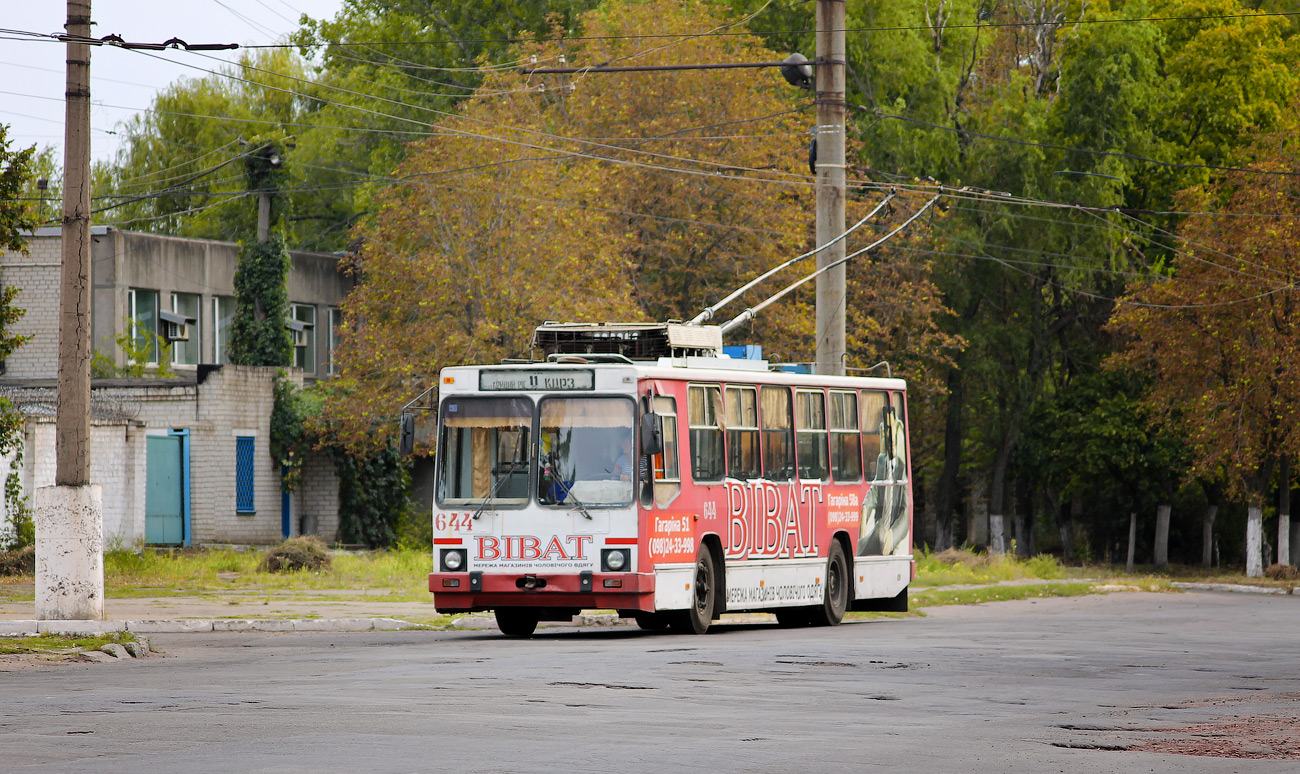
top-left (37, 0), bottom-right (104, 621)
top-left (814, 0), bottom-right (847, 376)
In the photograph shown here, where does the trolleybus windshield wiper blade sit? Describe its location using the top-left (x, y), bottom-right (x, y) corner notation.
top-left (472, 435), bottom-right (527, 520)
top-left (545, 452), bottom-right (593, 520)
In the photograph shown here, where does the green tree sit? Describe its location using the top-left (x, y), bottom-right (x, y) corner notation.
top-left (1110, 117), bottom-right (1300, 576)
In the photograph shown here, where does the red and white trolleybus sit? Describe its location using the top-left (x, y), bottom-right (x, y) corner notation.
top-left (420, 322), bottom-right (912, 636)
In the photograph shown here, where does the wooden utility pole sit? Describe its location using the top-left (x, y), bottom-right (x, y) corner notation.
top-left (37, 0), bottom-right (103, 622)
top-left (814, 0), bottom-right (847, 376)
top-left (56, 0), bottom-right (92, 486)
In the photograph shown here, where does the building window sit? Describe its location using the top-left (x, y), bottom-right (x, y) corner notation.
top-left (326, 307), bottom-right (342, 376)
top-left (129, 288), bottom-right (160, 364)
top-left (213, 296), bottom-right (235, 364)
top-left (291, 303), bottom-right (316, 374)
top-left (170, 292), bottom-right (201, 365)
top-left (235, 436), bottom-right (256, 513)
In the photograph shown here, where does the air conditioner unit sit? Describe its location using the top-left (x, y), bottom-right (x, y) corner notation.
top-left (158, 310), bottom-right (195, 342)
top-left (287, 317), bottom-right (312, 347)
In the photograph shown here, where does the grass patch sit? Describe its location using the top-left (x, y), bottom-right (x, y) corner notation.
top-left (105, 547), bottom-right (431, 593)
top-left (913, 548), bottom-right (1066, 587)
top-left (0, 631), bottom-right (135, 655)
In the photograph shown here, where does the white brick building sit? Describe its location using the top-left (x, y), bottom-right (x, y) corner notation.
top-left (0, 228), bottom-right (352, 547)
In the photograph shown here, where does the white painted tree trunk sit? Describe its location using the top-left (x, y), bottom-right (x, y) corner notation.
top-left (1246, 505), bottom-right (1264, 578)
top-left (1153, 504), bottom-right (1170, 569)
top-left (1126, 513), bottom-right (1136, 573)
top-left (989, 514), bottom-right (1005, 554)
top-left (1280, 514), bottom-right (1291, 568)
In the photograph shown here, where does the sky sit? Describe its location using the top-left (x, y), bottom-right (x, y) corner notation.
top-left (1, 0), bottom-right (346, 163)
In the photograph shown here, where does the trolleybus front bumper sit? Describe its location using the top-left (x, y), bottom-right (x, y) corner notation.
top-left (429, 571), bottom-right (655, 613)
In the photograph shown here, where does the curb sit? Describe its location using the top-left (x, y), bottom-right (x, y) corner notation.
top-left (1172, 582), bottom-right (1294, 595)
top-left (0, 617), bottom-right (425, 636)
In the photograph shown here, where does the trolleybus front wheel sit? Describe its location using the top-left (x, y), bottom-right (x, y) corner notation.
top-left (495, 608), bottom-right (540, 637)
top-left (670, 548), bottom-right (717, 635)
top-left (809, 542), bottom-right (848, 627)
top-left (634, 612), bottom-right (671, 631)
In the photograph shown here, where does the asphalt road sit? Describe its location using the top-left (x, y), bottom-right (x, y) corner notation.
top-left (3, 591), bottom-right (1298, 773)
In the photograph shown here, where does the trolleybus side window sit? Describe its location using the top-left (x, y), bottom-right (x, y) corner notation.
top-left (760, 385), bottom-right (794, 481)
top-left (437, 397), bottom-right (532, 506)
top-left (537, 397), bottom-right (636, 507)
top-left (652, 395), bottom-right (681, 507)
top-left (725, 385), bottom-right (760, 480)
top-left (829, 390), bottom-right (862, 482)
top-left (861, 390), bottom-right (889, 482)
top-left (889, 391), bottom-right (908, 480)
top-left (796, 389), bottom-right (829, 480)
top-left (688, 385), bottom-right (724, 482)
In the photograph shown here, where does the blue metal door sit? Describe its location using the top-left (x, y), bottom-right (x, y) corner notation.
top-left (146, 434), bottom-right (185, 545)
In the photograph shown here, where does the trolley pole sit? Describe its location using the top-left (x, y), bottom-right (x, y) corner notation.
top-left (37, 0), bottom-right (104, 621)
top-left (814, 0), bottom-right (847, 376)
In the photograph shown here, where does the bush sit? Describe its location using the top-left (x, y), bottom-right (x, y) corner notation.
top-left (0, 544), bottom-right (35, 577)
top-left (259, 536), bottom-right (332, 573)
top-left (1264, 563), bottom-right (1300, 581)
top-left (932, 548), bottom-right (990, 567)
top-left (1026, 554), bottom-right (1064, 580)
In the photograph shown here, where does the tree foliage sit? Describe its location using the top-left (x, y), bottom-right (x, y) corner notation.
top-left (1110, 118), bottom-right (1300, 504)
top-left (318, 0), bottom-right (957, 451)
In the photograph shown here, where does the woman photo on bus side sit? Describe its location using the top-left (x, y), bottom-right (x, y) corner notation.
top-left (858, 407), bottom-right (909, 557)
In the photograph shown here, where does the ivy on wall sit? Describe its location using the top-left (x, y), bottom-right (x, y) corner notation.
top-left (228, 235), bottom-right (293, 367)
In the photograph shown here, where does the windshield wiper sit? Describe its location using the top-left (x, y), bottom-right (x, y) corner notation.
top-left (544, 451), bottom-right (593, 520)
top-left (472, 435), bottom-right (527, 520)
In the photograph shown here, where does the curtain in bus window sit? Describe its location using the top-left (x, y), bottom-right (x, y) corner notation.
top-left (725, 386), bottom-right (760, 479)
top-left (438, 397), bottom-right (532, 506)
top-left (652, 395), bottom-right (681, 507)
top-left (861, 390), bottom-right (888, 481)
top-left (796, 390), bottom-right (829, 480)
top-left (760, 386), bottom-right (793, 481)
top-left (830, 391), bottom-right (862, 481)
top-left (688, 385), bottom-right (724, 481)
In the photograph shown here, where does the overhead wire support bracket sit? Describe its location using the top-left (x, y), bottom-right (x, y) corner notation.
top-left (720, 194), bottom-right (941, 334)
top-left (690, 191), bottom-right (895, 326)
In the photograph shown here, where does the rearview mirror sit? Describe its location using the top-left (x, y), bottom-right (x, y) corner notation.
top-left (398, 412), bottom-right (416, 456)
top-left (640, 412), bottom-right (663, 456)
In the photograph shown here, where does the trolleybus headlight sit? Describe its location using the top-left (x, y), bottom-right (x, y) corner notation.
top-left (602, 548), bottom-right (629, 572)
top-left (441, 549), bottom-right (466, 572)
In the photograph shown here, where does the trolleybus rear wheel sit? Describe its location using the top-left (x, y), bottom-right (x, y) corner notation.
top-left (671, 548), bottom-right (716, 634)
top-left (495, 608), bottom-right (540, 637)
top-left (810, 542), bottom-right (848, 627)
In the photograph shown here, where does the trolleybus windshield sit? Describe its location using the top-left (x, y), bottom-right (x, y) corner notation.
top-left (538, 397), bottom-right (636, 507)
top-left (437, 397), bottom-right (532, 506)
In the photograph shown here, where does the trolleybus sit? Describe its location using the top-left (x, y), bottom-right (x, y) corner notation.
top-left (415, 322), bottom-right (912, 636)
